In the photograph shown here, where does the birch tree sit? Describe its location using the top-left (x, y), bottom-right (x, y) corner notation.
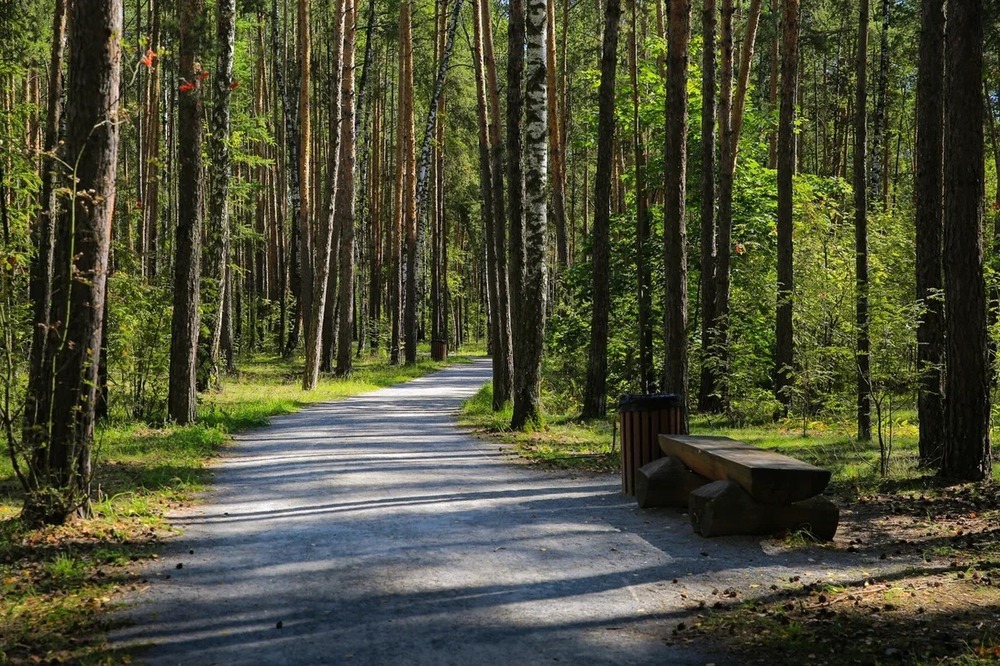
top-left (512, 0), bottom-right (548, 430)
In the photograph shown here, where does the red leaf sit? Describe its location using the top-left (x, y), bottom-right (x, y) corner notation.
top-left (140, 48), bottom-right (157, 68)
top-left (228, 81), bottom-right (240, 90)
top-left (199, 70), bottom-right (211, 81)
top-left (179, 81), bottom-right (196, 93)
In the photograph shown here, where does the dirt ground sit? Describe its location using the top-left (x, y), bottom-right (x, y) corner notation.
top-left (680, 479), bottom-right (1000, 664)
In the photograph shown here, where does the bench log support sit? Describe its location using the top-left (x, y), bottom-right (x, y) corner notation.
top-left (689, 480), bottom-right (839, 541)
top-left (636, 456), bottom-right (711, 508)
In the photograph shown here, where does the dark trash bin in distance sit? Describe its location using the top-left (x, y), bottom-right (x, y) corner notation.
top-left (431, 339), bottom-right (448, 361)
top-left (618, 393), bottom-right (686, 496)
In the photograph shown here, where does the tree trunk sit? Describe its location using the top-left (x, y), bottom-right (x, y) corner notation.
top-left (768, 0), bottom-right (779, 168)
top-left (774, 0), bottom-right (798, 412)
top-left (336, 0), bottom-right (358, 376)
top-left (508, 0), bottom-right (528, 420)
top-left (482, 0), bottom-right (514, 405)
top-left (390, 31), bottom-right (405, 365)
top-left (708, 0), bottom-right (762, 411)
top-left (23, 0), bottom-right (68, 466)
top-left (546, 0), bottom-right (568, 270)
top-left (141, 1), bottom-right (162, 279)
top-left (914, 0), bottom-right (945, 467)
top-left (22, 0), bottom-right (122, 525)
top-left (630, 0), bottom-right (654, 394)
top-left (206, 0), bottom-right (237, 391)
top-left (401, 0), bottom-right (417, 365)
top-left (272, 0), bottom-right (303, 357)
top-left (869, 0), bottom-right (889, 207)
top-left (303, 0), bottom-right (347, 388)
top-left (581, 0), bottom-right (621, 420)
top-left (298, 0), bottom-right (316, 386)
top-left (511, 0), bottom-right (548, 430)
top-left (472, 0), bottom-right (506, 408)
top-left (663, 0), bottom-right (690, 427)
top-left (169, 0), bottom-right (206, 424)
top-left (853, 0), bottom-right (872, 441)
top-left (697, 0), bottom-right (718, 412)
top-left (414, 0), bottom-right (463, 257)
top-left (941, 0), bottom-right (990, 480)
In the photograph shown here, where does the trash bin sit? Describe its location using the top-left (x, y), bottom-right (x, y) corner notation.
top-left (431, 339), bottom-right (448, 361)
top-left (618, 394), bottom-right (686, 496)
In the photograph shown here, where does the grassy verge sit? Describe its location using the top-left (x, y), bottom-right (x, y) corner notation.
top-left (0, 350), bottom-right (474, 664)
top-left (460, 383), bottom-right (1000, 663)
top-left (458, 382), bottom-right (618, 472)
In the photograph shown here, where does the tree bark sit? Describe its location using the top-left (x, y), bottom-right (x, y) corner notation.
top-left (169, 0), bottom-right (206, 424)
top-left (546, 0), bottom-right (568, 270)
top-left (272, 0), bottom-right (302, 357)
top-left (23, 0), bottom-right (68, 465)
top-left (663, 0), bottom-right (690, 427)
top-left (206, 0), bottom-right (237, 391)
top-left (914, 0), bottom-right (944, 467)
top-left (774, 0), bottom-right (798, 412)
top-left (697, 0), bottom-right (718, 412)
top-left (23, 0), bottom-right (121, 524)
top-left (707, 0), bottom-right (762, 412)
top-left (508, 0), bottom-right (528, 420)
top-left (336, 0), bottom-right (358, 376)
top-left (303, 0), bottom-right (347, 387)
top-left (401, 0), bottom-right (417, 365)
top-left (511, 0), bottom-right (548, 430)
top-left (853, 0), bottom-right (872, 441)
top-left (472, 0), bottom-right (505, 408)
top-left (482, 0), bottom-right (514, 405)
top-left (630, 0), bottom-right (654, 394)
top-left (581, 0), bottom-right (621, 419)
top-left (415, 0), bottom-right (463, 253)
top-left (941, 0), bottom-right (990, 480)
top-left (390, 25), bottom-right (406, 365)
top-left (870, 0), bottom-right (889, 207)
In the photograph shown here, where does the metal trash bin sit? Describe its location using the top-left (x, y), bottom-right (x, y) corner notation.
top-left (431, 339), bottom-right (448, 361)
top-left (618, 394), bottom-right (686, 496)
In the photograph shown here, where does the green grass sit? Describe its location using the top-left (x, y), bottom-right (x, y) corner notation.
top-left (0, 348), bottom-right (477, 664)
top-left (459, 383), bottom-right (618, 472)
top-left (460, 384), bottom-right (1000, 488)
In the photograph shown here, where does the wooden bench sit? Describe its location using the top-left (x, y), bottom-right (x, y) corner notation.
top-left (635, 434), bottom-right (839, 540)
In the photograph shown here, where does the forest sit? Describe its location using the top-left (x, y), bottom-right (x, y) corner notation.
top-left (1, 0), bottom-right (1000, 661)
top-left (0, 0), bottom-right (997, 522)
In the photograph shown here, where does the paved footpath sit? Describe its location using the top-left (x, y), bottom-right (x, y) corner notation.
top-left (113, 359), bottom-right (874, 665)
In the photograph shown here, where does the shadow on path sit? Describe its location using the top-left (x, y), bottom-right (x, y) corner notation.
top-left (112, 360), bottom-right (888, 665)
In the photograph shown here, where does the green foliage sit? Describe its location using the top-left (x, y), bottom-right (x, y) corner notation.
top-left (106, 272), bottom-right (173, 422)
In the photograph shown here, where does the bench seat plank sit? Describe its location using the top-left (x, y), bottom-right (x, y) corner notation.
top-left (658, 434), bottom-right (830, 504)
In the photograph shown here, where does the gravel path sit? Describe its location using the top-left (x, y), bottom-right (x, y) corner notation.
top-left (113, 359), bottom-right (893, 665)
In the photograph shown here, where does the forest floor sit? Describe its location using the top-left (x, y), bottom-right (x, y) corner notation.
top-left (460, 385), bottom-right (1000, 664)
top-left (0, 350), bottom-right (467, 665)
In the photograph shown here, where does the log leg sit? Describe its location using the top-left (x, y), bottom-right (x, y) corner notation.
top-left (689, 480), bottom-right (839, 540)
top-left (636, 455), bottom-right (711, 508)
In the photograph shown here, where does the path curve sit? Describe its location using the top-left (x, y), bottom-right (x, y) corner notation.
top-left (114, 359), bottom-right (873, 665)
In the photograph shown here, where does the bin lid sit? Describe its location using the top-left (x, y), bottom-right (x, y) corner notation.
top-left (617, 393), bottom-right (684, 411)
